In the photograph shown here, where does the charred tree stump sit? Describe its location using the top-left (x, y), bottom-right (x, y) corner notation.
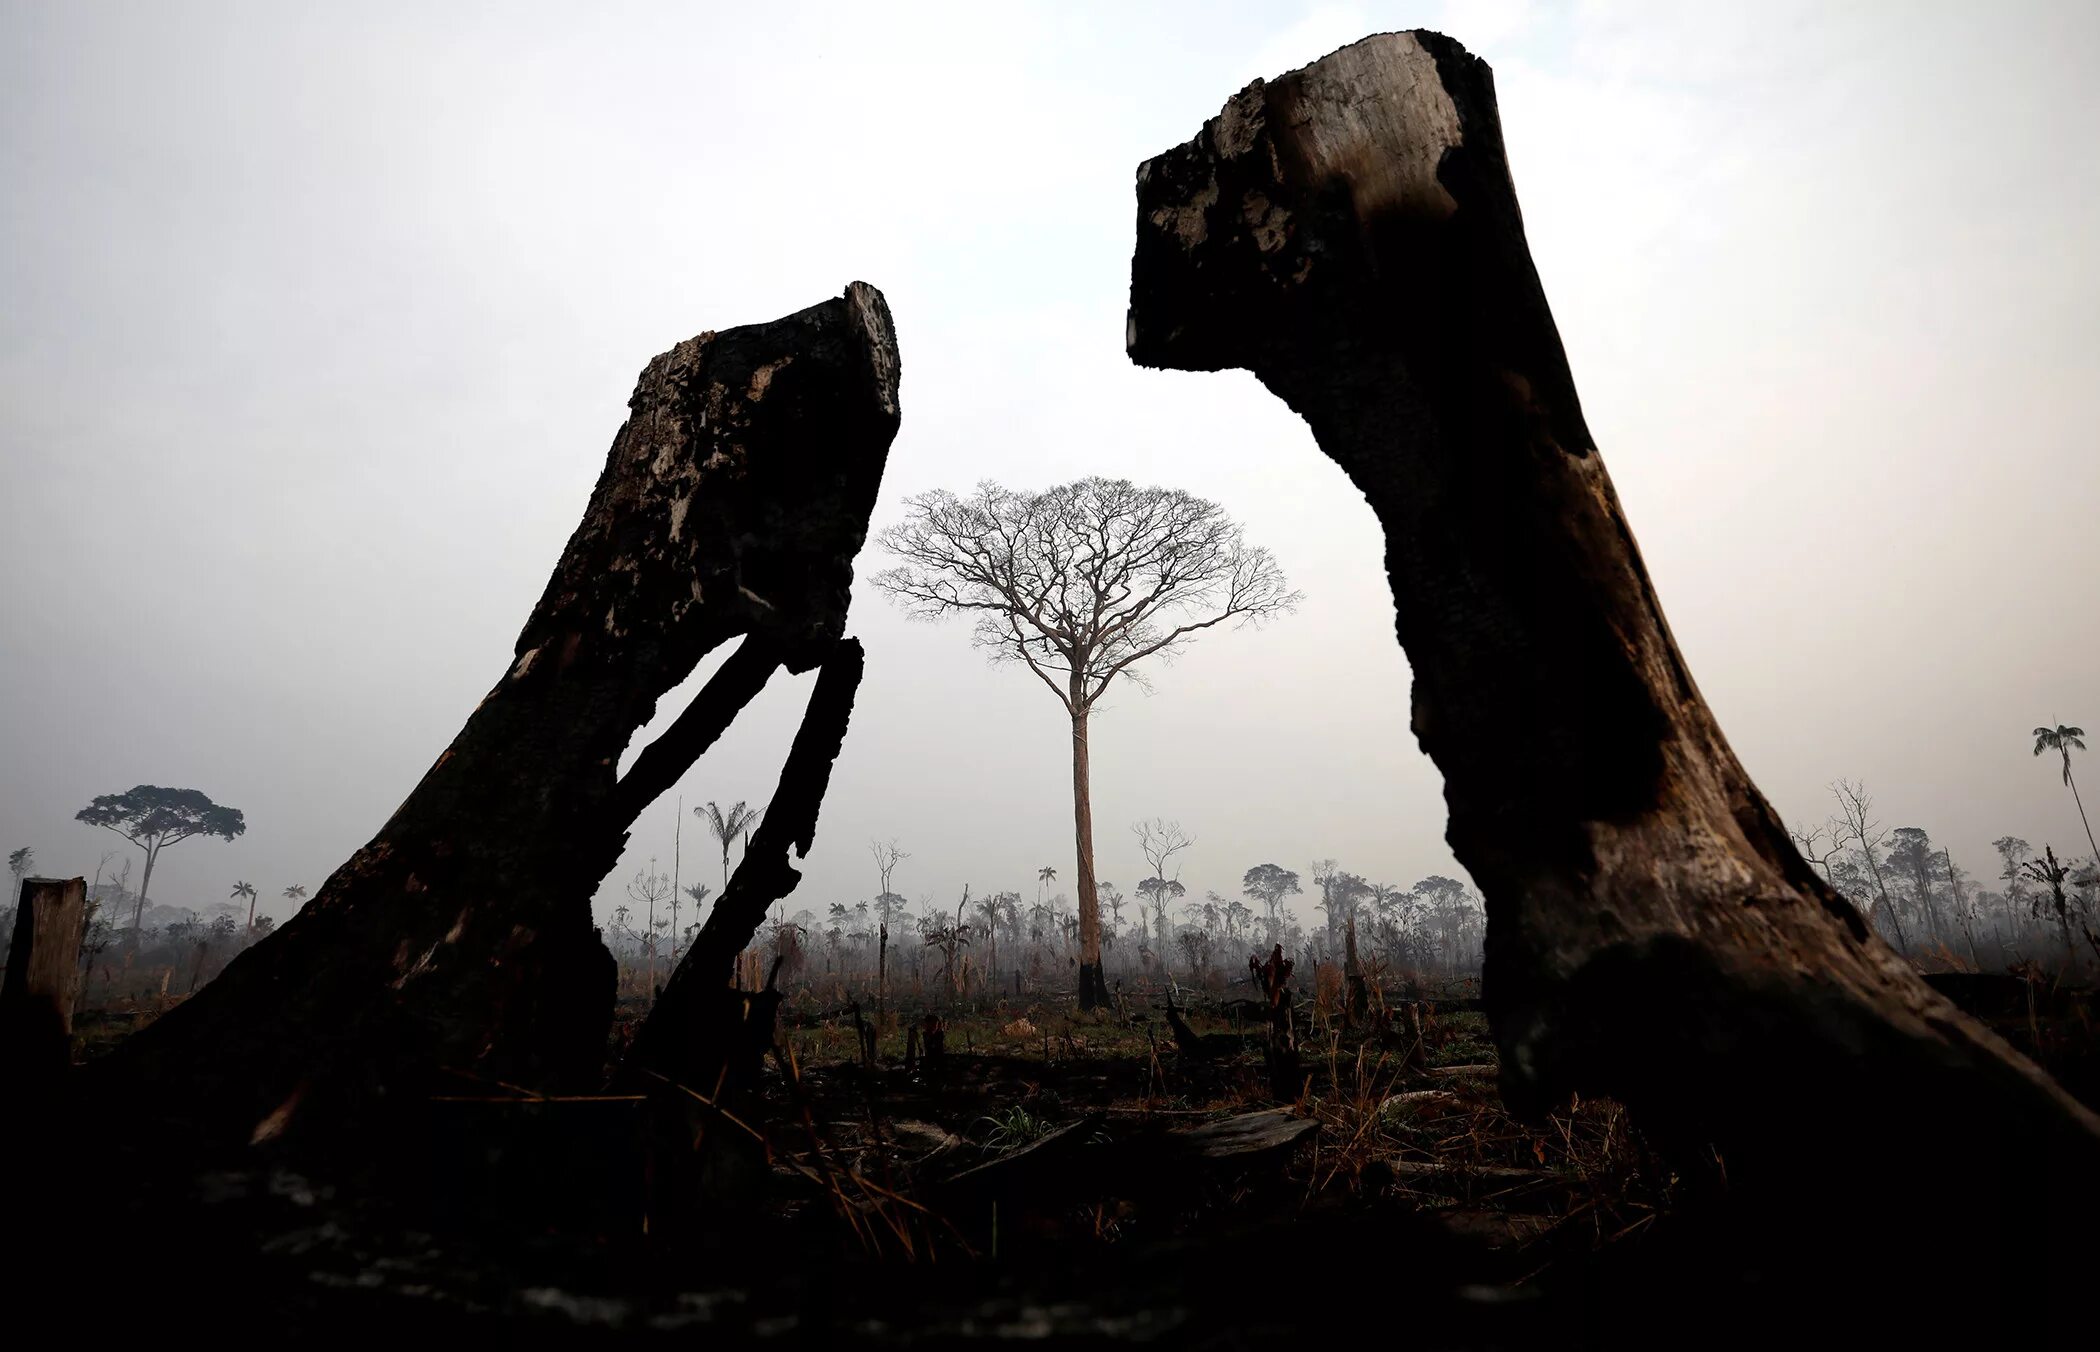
top-left (1129, 30), bottom-right (2099, 1298)
top-left (92, 284), bottom-right (901, 1150)
top-left (849, 1000), bottom-right (877, 1067)
top-left (2, 876), bottom-right (88, 1088)
top-left (625, 644), bottom-right (861, 1092)
top-left (1250, 945), bottom-right (1299, 1099)
top-left (1343, 914), bottom-right (1369, 1024)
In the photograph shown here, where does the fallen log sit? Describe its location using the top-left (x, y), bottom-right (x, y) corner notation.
top-left (1426, 1063), bottom-right (1497, 1081)
top-left (1167, 1107), bottom-right (1317, 1161)
top-left (937, 1114), bottom-right (1104, 1201)
top-left (91, 283), bottom-right (901, 1150)
top-left (1126, 28), bottom-right (2099, 1296)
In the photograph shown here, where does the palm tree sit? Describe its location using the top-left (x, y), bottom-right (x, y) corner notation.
top-left (231, 880), bottom-right (258, 933)
top-left (2033, 724), bottom-right (2097, 866)
top-left (973, 891), bottom-right (1006, 985)
top-left (1037, 865), bottom-right (1056, 910)
top-left (281, 884), bottom-right (308, 915)
top-left (697, 800), bottom-right (764, 890)
top-left (677, 882), bottom-right (711, 961)
top-left (2020, 845), bottom-right (2080, 971)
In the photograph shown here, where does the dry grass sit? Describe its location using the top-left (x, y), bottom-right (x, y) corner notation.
top-left (1293, 1019), bottom-right (1674, 1265)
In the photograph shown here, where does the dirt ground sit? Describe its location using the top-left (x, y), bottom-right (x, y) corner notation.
top-left (26, 976), bottom-right (2099, 1346)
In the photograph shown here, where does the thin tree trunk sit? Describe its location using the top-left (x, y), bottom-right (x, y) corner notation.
top-left (130, 842), bottom-right (156, 950)
top-left (1128, 30), bottom-right (2098, 1301)
top-left (1946, 850), bottom-right (1981, 970)
top-left (2068, 767), bottom-right (2099, 870)
top-left (1072, 698), bottom-right (1108, 1010)
top-left (1862, 851), bottom-right (1907, 952)
top-left (671, 794), bottom-right (682, 966)
top-left (1917, 866), bottom-right (1945, 949)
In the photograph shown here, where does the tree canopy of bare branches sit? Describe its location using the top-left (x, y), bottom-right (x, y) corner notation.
top-left (875, 478), bottom-right (1296, 1007)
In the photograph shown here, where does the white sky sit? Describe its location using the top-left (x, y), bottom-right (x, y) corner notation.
top-left (2, 1), bottom-right (2095, 929)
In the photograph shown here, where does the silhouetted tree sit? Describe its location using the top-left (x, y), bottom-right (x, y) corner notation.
top-left (1311, 860), bottom-right (1373, 945)
top-left (1829, 780), bottom-right (1905, 951)
top-left (698, 800), bottom-right (764, 890)
top-left (1242, 863), bottom-right (1301, 944)
top-left (1137, 876), bottom-right (1187, 952)
top-left (627, 860), bottom-right (672, 990)
top-left (2032, 724), bottom-right (2096, 866)
top-left (1099, 881), bottom-right (1125, 946)
top-left (75, 785), bottom-right (245, 946)
top-left (1886, 827), bottom-right (1946, 949)
top-left (677, 882), bottom-right (710, 962)
top-left (2022, 845), bottom-right (2080, 970)
top-left (1788, 824), bottom-right (1840, 884)
top-left (1135, 819), bottom-right (1194, 955)
top-left (231, 880), bottom-right (258, 934)
top-left (877, 478), bottom-right (1297, 1009)
top-left (1411, 876), bottom-right (1478, 972)
top-left (1994, 835), bottom-right (2034, 949)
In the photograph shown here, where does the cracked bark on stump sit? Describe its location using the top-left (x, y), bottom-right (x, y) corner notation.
top-left (2, 876), bottom-right (88, 1091)
top-left (1127, 30), bottom-right (2099, 1278)
top-left (91, 283), bottom-right (900, 1149)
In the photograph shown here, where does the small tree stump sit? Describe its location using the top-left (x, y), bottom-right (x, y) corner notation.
top-left (2, 876), bottom-right (88, 1086)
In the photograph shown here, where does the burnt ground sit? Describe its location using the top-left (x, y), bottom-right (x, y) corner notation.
top-left (23, 980), bottom-right (2100, 1347)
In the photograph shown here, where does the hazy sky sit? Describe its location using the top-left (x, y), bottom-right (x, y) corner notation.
top-left (3, 1), bottom-right (2095, 933)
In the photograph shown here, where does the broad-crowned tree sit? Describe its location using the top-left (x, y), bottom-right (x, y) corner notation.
top-left (1241, 863), bottom-right (1302, 944)
top-left (75, 786), bottom-right (245, 945)
top-left (877, 478), bottom-right (1295, 1009)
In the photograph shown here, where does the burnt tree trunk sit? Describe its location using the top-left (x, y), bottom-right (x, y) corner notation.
top-left (1128, 30), bottom-right (2098, 1285)
top-left (1071, 700), bottom-right (1110, 1010)
top-left (92, 284), bottom-right (900, 1149)
top-left (624, 638), bottom-right (864, 1091)
top-left (2, 876), bottom-right (88, 1088)
top-left (1342, 914), bottom-right (1368, 1025)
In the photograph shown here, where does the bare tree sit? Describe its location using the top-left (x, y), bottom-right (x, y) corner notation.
top-left (1788, 824), bottom-right (1839, 884)
top-left (1942, 848), bottom-right (1982, 970)
top-left (1829, 780), bottom-right (1906, 952)
top-left (1135, 818), bottom-right (1193, 955)
top-left (627, 860), bottom-right (672, 993)
top-left (871, 839), bottom-right (910, 901)
top-left (876, 478), bottom-right (1297, 1009)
